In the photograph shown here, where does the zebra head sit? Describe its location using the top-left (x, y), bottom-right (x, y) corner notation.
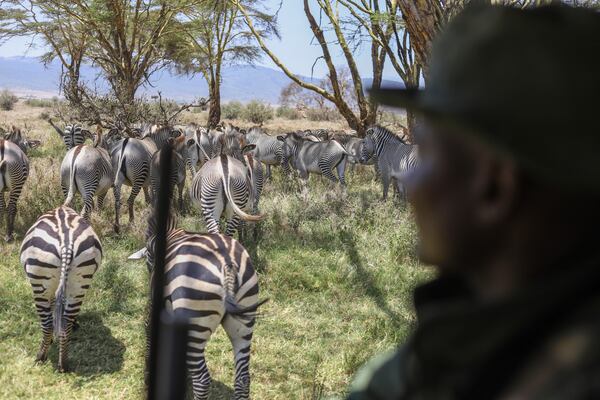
top-left (217, 128), bottom-right (255, 164)
top-left (277, 132), bottom-right (302, 170)
top-left (359, 133), bottom-right (376, 164)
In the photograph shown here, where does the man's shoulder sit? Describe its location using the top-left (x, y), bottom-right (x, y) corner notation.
top-left (347, 347), bottom-right (409, 400)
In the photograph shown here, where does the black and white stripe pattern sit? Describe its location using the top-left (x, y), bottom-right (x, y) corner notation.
top-left (360, 126), bottom-right (419, 200)
top-left (20, 206), bottom-right (102, 372)
top-left (49, 120), bottom-right (91, 151)
top-left (60, 139), bottom-right (114, 221)
top-left (246, 128), bottom-right (287, 178)
top-left (190, 155), bottom-right (262, 237)
top-left (277, 132), bottom-right (349, 189)
top-left (0, 139), bottom-right (29, 241)
top-left (144, 214), bottom-right (266, 400)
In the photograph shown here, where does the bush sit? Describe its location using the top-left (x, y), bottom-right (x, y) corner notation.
top-left (0, 89), bottom-right (18, 111)
top-left (222, 101), bottom-right (244, 119)
top-left (306, 107), bottom-right (341, 122)
top-left (243, 100), bottom-right (273, 124)
top-left (24, 97), bottom-right (59, 108)
top-left (276, 106), bottom-right (301, 120)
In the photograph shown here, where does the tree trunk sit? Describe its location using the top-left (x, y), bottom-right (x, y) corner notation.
top-left (208, 75), bottom-right (221, 129)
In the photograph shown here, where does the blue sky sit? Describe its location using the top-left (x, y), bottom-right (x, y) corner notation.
top-left (0, 1), bottom-right (398, 81)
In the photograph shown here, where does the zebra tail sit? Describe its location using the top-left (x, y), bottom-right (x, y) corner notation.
top-left (53, 244), bottom-right (74, 338)
top-left (64, 152), bottom-right (79, 207)
top-left (223, 263), bottom-right (268, 317)
top-left (0, 160), bottom-right (5, 191)
top-left (114, 138), bottom-right (129, 186)
top-left (331, 139), bottom-right (350, 155)
top-left (219, 156), bottom-right (264, 222)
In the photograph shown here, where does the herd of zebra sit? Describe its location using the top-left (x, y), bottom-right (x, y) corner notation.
top-left (1, 119), bottom-right (418, 399)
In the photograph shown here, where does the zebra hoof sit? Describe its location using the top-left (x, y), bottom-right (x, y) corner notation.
top-left (35, 352), bottom-right (48, 364)
top-left (58, 363), bottom-right (69, 373)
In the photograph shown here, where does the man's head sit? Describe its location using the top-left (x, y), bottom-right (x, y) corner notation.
top-left (374, 4), bottom-right (600, 292)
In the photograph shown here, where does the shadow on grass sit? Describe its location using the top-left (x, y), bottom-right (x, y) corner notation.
top-left (48, 312), bottom-right (125, 376)
top-left (338, 229), bottom-right (406, 331)
top-left (183, 379), bottom-right (233, 400)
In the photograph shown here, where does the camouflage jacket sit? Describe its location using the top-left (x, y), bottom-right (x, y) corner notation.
top-left (348, 258), bottom-right (600, 399)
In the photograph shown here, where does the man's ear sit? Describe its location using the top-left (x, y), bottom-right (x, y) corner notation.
top-left (472, 155), bottom-right (520, 224)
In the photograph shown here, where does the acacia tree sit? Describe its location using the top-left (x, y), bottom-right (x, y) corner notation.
top-left (234, 0), bottom-right (390, 136)
top-left (168, 0), bottom-right (277, 128)
top-left (1, 0), bottom-right (199, 132)
top-left (0, 1), bottom-right (88, 104)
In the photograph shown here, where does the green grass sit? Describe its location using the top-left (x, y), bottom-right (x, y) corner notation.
top-left (0, 136), bottom-right (432, 399)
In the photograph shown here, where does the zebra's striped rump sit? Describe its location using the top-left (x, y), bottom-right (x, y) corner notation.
top-left (146, 228), bottom-right (265, 400)
top-left (20, 206), bottom-right (102, 372)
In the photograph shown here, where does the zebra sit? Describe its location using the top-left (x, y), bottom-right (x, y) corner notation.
top-left (49, 120), bottom-right (92, 150)
top-left (185, 125), bottom-right (212, 175)
top-left (190, 153), bottom-right (263, 237)
top-left (360, 125), bottom-right (419, 201)
top-left (245, 127), bottom-right (288, 178)
top-left (112, 125), bottom-right (181, 232)
top-left (129, 210), bottom-right (266, 400)
top-left (21, 206), bottom-right (102, 372)
top-left (0, 138), bottom-right (29, 241)
top-left (277, 132), bottom-right (349, 190)
top-left (60, 128), bottom-right (114, 221)
top-left (149, 135), bottom-right (193, 211)
top-left (3, 126), bottom-right (41, 154)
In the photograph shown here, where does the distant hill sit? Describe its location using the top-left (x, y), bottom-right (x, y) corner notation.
top-left (0, 56), bottom-right (403, 104)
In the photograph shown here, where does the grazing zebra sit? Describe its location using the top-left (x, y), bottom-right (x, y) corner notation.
top-left (149, 135), bottom-right (193, 211)
top-left (21, 206), bottom-right (102, 372)
top-left (49, 120), bottom-right (92, 150)
top-left (246, 127), bottom-right (288, 178)
top-left (130, 210), bottom-right (266, 400)
top-left (0, 138), bottom-right (29, 241)
top-left (60, 128), bottom-right (114, 221)
top-left (112, 125), bottom-right (180, 232)
top-left (4, 126), bottom-right (41, 154)
top-left (360, 125), bottom-right (419, 200)
top-left (190, 154), bottom-right (263, 237)
top-left (277, 132), bottom-right (349, 190)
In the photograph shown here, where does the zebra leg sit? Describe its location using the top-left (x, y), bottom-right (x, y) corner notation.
top-left (97, 191), bottom-right (107, 210)
top-left (143, 186), bottom-right (151, 205)
top-left (57, 319), bottom-right (74, 372)
top-left (188, 350), bottom-right (212, 400)
top-left (319, 159), bottom-right (339, 184)
top-left (6, 187), bottom-right (23, 241)
top-left (0, 193), bottom-right (5, 228)
top-left (127, 183), bottom-right (143, 225)
top-left (34, 298), bottom-right (54, 363)
top-left (178, 182), bottom-right (185, 213)
top-left (381, 172), bottom-right (391, 202)
top-left (113, 175), bottom-right (125, 233)
top-left (81, 182), bottom-right (98, 222)
top-left (336, 156), bottom-right (348, 186)
top-left (265, 164), bottom-right (271, 180)
top-left (223, 315), bottom-right (255, 400)
top-left (225, 213), bottom-right (242, 237)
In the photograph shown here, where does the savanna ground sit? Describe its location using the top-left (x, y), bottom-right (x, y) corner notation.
top-left (0, 102), bottom-right (432, 399)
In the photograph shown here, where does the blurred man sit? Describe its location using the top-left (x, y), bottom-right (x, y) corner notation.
top-left (348, 3), bottom-right (600, 399)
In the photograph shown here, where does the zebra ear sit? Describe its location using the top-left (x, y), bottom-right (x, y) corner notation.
top-left (186, 138), bottom-right (195, 147)
top-left (242, 144), bottom-right (256, 154)
top-left (277, 135), bottom-right (286, 142)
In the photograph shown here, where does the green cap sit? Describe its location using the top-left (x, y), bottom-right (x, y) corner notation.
top-left (373, 4), bottom-right (600, 192)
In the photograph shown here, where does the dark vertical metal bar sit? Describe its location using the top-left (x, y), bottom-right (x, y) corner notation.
top-left (147, 143), bottom-right (173, 400)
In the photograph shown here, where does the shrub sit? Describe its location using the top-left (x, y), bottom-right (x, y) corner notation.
top-left (243, 100), bottom-right (273, 124)
top-left (24, 97), bottom-right (58, 108)
top-left (306, 107), bottom-right (341, 122)
top-left (0, 89), bottom-right (18, 111)
top-left (276, 106), bottom-right (301, 120)
top-left (222, 101), bottom-right (244, 119)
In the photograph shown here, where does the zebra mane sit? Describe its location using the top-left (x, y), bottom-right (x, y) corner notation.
top-left (368, 125), bottom-right (407, 145)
